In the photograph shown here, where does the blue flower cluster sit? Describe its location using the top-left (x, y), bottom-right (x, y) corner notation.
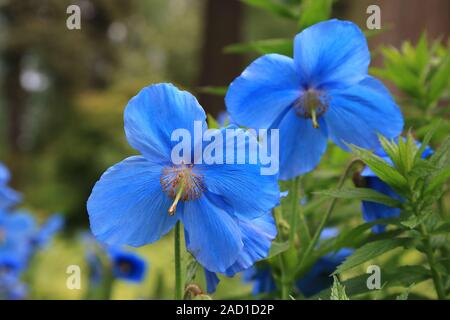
top-left (87, 19), bottom-right (409, 297)
top-left (0, 163), bottom-right (63, 299)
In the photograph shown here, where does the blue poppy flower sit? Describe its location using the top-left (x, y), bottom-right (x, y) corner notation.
top-left (201, 212), bottom-right (277, 293)
top-left (242, 228), bottom-right (353, 297)
top-left (107, 247), bottom-right (148, 283)
top-left (87, 83), bottom-right (280, 273)
top-left (360, 141), bottom-right (433, 233)
top-left (225, 19), bottom-right (404, 180)
top-left (0, 163), bottom-right (22, 210)
top-left (0, 211), bottom-right (35, 264)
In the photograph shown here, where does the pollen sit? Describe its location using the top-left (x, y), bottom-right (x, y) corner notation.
top-left (160, 163), bottom-right (204, 214)
top-left (293, 89), bottom-right (329, 128)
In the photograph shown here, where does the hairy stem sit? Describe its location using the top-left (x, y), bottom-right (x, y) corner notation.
top-left (419, 223), bottom-right (446, 300)
top-left (174, 221), bottom-right (183, 300)
top-left (296, 159), bottom-right (362, 276)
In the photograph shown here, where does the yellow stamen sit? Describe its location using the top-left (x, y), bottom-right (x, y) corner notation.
top-left (168, 181), bottom-right (185, 216)
top-left (311, 109), bottom-right (319, 129)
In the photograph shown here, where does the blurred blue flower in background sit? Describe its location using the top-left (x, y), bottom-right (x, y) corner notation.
top-left (225, 19), bottom-right (404, 180)
top-left (107, 247), bottom-right (147, 283)
top-left (360, 140), bottom-right (433, 233)
top-left (0, 209), bottom-right (63, 299)
top-left (242, 228), bottom-right (353, 297)
top-left (87, 83), bottom-right (280, 273)
top-left (82, 232), bottom-right (148, 285)
top-left (0, 163), bottom-right (22, 210)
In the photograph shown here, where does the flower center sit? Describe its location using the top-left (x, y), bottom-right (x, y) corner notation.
top-left (160, 163), bottom-right (204, 215)
top-left (293, 89), bottom-right (329, 128)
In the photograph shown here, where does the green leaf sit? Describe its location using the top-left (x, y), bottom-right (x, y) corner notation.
top-left (429, 135), bottom-right (450, 169)
top-left (430, 222), bottom-right (450, 235)
top-left (312, 265), bottom-right (430, 299)
top-left (416, 120), bottom-right (441, 161)
top-left (298, 0), bottom-right (333, 30)
top-left (425, 165), bottom-right (450, 194)
top-left (334, 238), bottom-right (411, 274)
top-left (396, 284), bottom-right (415, 300)
top-left (268, 241), bottom-right (289, 258)
top-left (427, 52), bottom-right (450, 103)
top-left (330, 276), bottom-right (350, 300)
top-left (207, 113), bottom-right (220, 129)
top-left (350, 144), bottom-right (409, 195)
top-left (224, 38), bottom-right (293, 56)
top-left (241, 0), bottom-right (298, 20)
top-left (197, 86), bottom-right (228, 96)
top-left (316, 188), bottom-right (403, 208)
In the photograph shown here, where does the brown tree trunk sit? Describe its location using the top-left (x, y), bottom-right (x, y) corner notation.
top-left (198, 0), bottom-right (244, 116)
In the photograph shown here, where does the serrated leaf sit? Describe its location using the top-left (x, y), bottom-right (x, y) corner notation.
top-left (330, 276), bottom-right (350, 300)
top-left (334, 238), bottom-right (411, 274)
top-left (312, 265), bottom-right (430, 299)
top-left (350, 144), bottom-right (409, 195)
top-left (316, 188), bottom-right (402, 208)
top-left (224, 38), bottom-right (293, 56)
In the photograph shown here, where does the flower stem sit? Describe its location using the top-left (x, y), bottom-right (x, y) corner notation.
top-left (174, 220), bottom-right (183, 300)
top-left (296, 159), bottom-right (362, 276)
top-left (419, 223), bottom-right (446, 300)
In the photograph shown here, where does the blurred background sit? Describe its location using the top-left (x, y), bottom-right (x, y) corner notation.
top-left (0, 0), bottom-right (448, 299)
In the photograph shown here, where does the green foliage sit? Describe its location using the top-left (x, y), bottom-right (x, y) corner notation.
top-left (298, 0), bottom-right (334, 31)
top-left (330, 276), bottom-right (349, 300)
top-left (371, 34), bottom-right (449, 123)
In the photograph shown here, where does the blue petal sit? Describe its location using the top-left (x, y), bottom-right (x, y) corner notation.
top-left (33, 214), bottom-right (64, 248)
top-left (226, 54), bottom-right (302, 128)
top-left (293, 19), bottom-right (370, 90)
top-left (0, 163), bottom-right (11, 184)
top-left (362, 177), bottom-right (401, 233)
top-left (183, 195), bottom-right (243, 273)
top-left (199, 127), bottom-right (280, 220)
top-left (87, 156), bottom-right (179, 247)
top-left (278, 108), bottom-right (328, 180)
top-left (242, 266), bottom-right (277, 296)
top-left (324, 76), bottom-right (404, 151)
top-left (204, 269), bottom-right (220, 294)
top-left (224, 213), bottom-right (277, 277)
top-left (124, 83), bottom-right (207, 164)
top-left (0, 186), bottom-right (22, 210)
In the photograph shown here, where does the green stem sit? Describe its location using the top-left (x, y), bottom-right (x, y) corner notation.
top-left (419, 223), bottom-right (446, 300)
top-left (296, 159), bottom-right (362, 275)
top-left (174, 221), bottom-right (183, 300)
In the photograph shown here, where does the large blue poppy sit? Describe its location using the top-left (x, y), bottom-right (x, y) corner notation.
top-left (225, 19), bottom-right (404, 180)
top-left (87, 83), bottom-right (280, 273)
